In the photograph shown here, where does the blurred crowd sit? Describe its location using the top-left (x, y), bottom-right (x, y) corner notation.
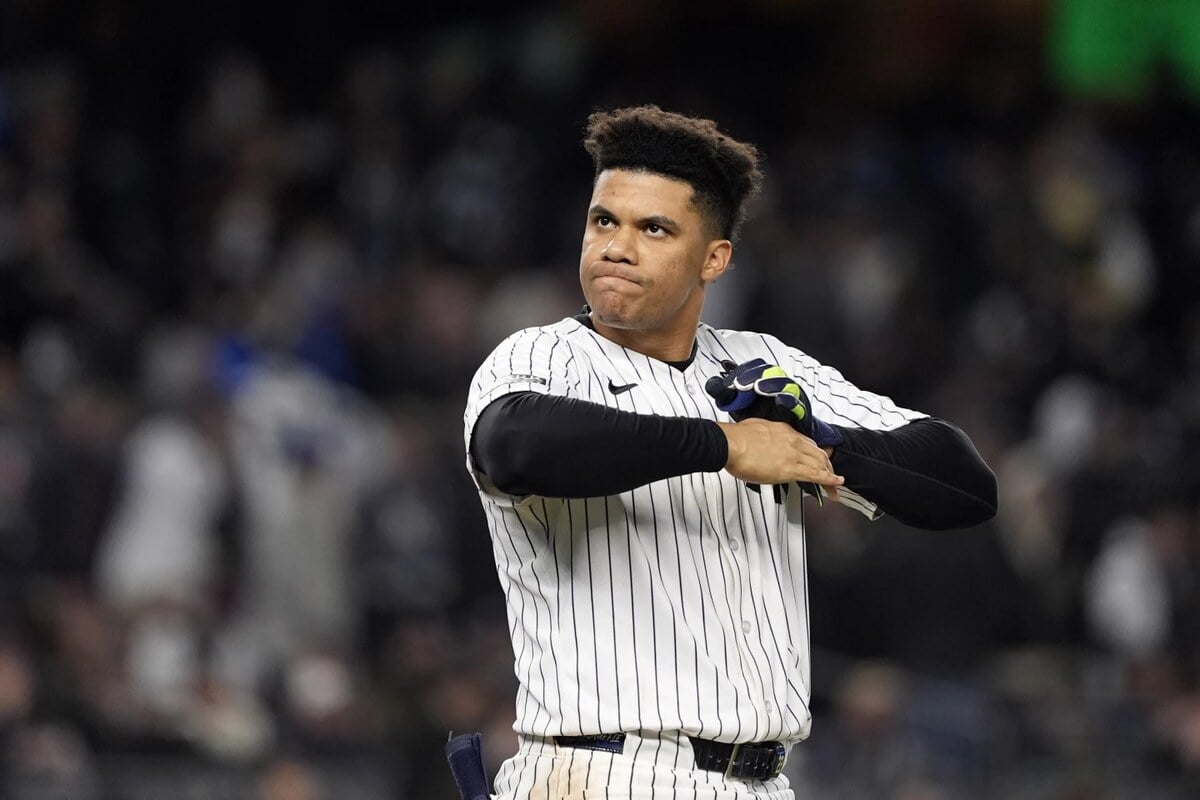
top-left (1, 1), bottom-right (1199, 798)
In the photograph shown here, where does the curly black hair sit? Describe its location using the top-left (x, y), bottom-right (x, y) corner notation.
top-left (582, 105), bottom-right (764, 241)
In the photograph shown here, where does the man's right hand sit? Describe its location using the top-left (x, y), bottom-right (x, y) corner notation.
top-left (718, 418), bottom-right (843, 501)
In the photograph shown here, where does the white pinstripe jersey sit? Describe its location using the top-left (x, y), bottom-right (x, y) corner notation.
top-left (463, 316), bottom-right (925, 746)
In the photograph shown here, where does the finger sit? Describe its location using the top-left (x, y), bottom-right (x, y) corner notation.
top-left (754, 376), bottom-right (794, 395)
top-left (792, 462), bottom-right (844, 486)
top-left (773, 393), bottom-right (801, 412)
top-left (733, 372), bottom-right (766, 391)
top-left (733, 363), bottom-right (769, 388)
top-left (721, 391), bottom-right (755, 413)
top-left (790, 437), bottom-right (834, 469)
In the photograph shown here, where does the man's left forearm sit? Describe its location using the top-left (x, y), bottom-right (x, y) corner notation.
top-left (830, 418), bottom-right (997, 530)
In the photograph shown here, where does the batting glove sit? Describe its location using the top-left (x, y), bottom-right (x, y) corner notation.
top-left (705, 358), bottom-right (843, 503)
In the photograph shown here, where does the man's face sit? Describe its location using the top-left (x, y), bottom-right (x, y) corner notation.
top-left (579, 169), bottom-right (727, 336)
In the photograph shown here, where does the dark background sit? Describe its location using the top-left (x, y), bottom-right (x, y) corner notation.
top-left (1, 1), bottom-right (1200, 798)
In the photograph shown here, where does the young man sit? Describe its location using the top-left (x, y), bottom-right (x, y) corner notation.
top-left (463, 105), bottom-right (996, 799)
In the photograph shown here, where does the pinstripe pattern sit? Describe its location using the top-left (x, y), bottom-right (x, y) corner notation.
top-left (464, 317), bottom-right (925, 797)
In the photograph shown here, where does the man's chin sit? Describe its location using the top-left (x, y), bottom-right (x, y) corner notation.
top-left (589, 307), bottom-right (638, 331)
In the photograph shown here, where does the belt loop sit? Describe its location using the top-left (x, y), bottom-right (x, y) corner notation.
top-left (723, 742), bottom-right (743, 780)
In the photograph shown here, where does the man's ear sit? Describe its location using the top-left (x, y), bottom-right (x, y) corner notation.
top-left (701, 240), bottom-right (733, 283)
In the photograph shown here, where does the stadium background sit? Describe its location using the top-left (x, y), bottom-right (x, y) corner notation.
top-left (2, 0), bottom-right (1200, 797)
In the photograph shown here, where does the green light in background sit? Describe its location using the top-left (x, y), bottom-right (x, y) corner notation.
top-left (1049, 0), bottom-right (1200, 101)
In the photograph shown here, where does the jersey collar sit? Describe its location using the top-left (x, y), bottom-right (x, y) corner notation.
top-left (574, 305), bottom-right (698, 371)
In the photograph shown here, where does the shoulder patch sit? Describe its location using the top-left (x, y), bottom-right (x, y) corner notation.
top-left (500, 374), bottom-right (549, 386)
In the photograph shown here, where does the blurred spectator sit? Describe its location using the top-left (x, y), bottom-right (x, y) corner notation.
top-left (354, 403), bottom-right (466, 653)
top-left (804, 660), bottom-right (922, 798)
top-left (24, 381), bottom-right (130, 582)
top-left (257, 757), bottom-right (323, 800)
top-left (213, 351), bottom-right (392, 696)
top-left (1086, 511), bottom-right (1180, 660)
top-left (3, 721), bottom-right (101, 800)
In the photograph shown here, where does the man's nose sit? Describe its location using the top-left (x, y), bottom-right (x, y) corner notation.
top-left (602, 227), bottom-right (636, 263)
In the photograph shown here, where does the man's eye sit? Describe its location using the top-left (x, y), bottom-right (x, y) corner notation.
top-left (646, 224), bottom-right (661, 234)
top-left (596, 216), bottom-right (613, 227)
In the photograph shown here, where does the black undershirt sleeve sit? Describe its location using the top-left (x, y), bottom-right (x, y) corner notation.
top-left (471, 391), bottom-right (997, 531)
top-left (470, 392), bottom-right (728, 498)
top-left (831, 418), bottom-right (998, 530)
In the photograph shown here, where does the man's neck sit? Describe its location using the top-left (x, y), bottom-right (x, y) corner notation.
top-left (589, 316), bottom-right (697, 364)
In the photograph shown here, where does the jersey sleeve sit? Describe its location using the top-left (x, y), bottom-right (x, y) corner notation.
top-left (463, 325), bottom-right (578, 505)
top-left (769, 334), bottom-right (928, 520)
top-left (780, 345), bottom-right (926, 432)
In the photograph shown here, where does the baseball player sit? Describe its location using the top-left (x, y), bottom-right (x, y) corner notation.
top-left (461, 105), bottom-right (997, 799)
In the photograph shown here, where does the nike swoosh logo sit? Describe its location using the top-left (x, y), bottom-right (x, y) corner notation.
top-left (608, 379), bottom-right (639, 395)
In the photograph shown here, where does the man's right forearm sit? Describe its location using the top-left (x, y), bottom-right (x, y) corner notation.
top-left (470, 392), bottom-right (728, 497)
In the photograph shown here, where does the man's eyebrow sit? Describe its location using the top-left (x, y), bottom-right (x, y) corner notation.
top-left (588, 206), bottom-right (680, 231)
top-left (641, 214), bottom-right (680, 232)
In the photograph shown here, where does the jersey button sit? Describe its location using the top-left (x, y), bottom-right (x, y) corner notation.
top-left (728, 538), bottom-right (739, 552)
top-left (686, 384), bottom-right (696, 395)
top-left (741, 620), bottom-right (752, 634)
top-left (765, 700), bottom-right (775, 714)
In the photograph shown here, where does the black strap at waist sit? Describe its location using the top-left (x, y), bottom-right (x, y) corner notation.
top-left (553, 733), bottom-right (787, 780)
